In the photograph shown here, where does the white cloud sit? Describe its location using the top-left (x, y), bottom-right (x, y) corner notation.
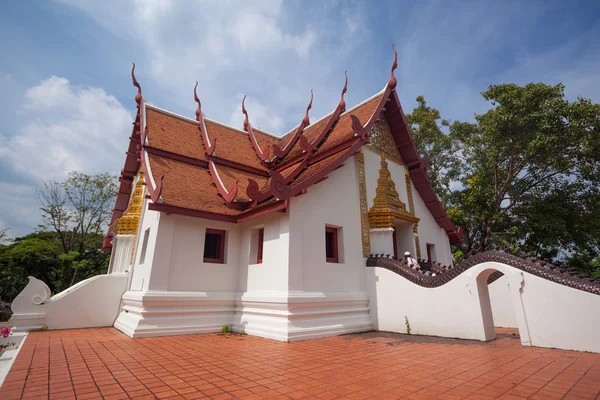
top-left (0, 76), bottom-right (132, 236)
top-left (56, 0), bottom-right (370, 133)
top-left (1, 76), bottom-right (132, 181)
top-left (227, 94), bottom-right (285, 134)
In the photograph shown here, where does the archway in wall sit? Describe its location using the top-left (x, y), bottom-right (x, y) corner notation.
top-left (487, 271), bottom-right (520, 339)
top-left (474, 268), bottom-right (521, 342)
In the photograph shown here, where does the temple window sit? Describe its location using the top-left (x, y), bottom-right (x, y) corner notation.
top-left (325, 226), bottom-right (339, 263)
top-left (427, 243), bottom-right (436, 262)
top-left (139, 228), bottom-right (150, 264)
top-left (257, 228), bottom-right (264, 264)
top-left (204, 228), bottom-right (226, 263)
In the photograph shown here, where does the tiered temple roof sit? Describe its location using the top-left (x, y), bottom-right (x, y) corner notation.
top-left (103, 47), bottom-right (462, 251)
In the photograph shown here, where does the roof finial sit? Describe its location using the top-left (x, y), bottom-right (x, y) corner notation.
top-left (388, 45), bottom-right (398, 90)
top-left (339, 71), bottom-right (348, 112)
top-left (242, 95), bottom-right (249, 131)
top-left (303, 90), bottom-right (313, 126)
top-left (131, 63), bottom-right (142, 105)
top-left (193, 81), bottom-right (201, 121)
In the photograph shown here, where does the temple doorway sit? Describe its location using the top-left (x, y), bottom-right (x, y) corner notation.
top-left (393, 220), bottom-right (416, 259)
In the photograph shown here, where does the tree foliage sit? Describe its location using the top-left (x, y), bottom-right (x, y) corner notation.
top-left (406, 83), bottom-right (600, 275)
top-left (0, 172), bottom-right (117, 302)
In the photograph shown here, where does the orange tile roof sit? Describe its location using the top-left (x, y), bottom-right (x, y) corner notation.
top-left (105, 53), bottom-right (460, 251)
top-left (146, 107), bottom-right (206, 161)
top-left (148, 155), bottom-right (239, 216)
top-left (141, 94), bottom-right (385, 218)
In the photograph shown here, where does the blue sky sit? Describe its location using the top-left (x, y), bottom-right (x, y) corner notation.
top-left (1, 0), bottom-right (599, 238)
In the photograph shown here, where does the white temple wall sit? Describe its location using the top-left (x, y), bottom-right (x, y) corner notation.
top-left (411, 182), bottom-right (453, 266)
top-left (167, 215), bottom-right (240, 292)
top-left (488, 276), bottom-right (518, 328)
top-left (129, 203), bottom-right (162, 292)
top-left (289, 156), bottom-right (365, 293)
top-left (365, 261), bottom-right (600, 353)
top-left (237, 212), bottom-right (290, 293)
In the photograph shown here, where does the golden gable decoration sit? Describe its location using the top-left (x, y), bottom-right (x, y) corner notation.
top-left (367, 118), bottom-right (402, 163)
top-left (368, 154), bottom-right (419, 229)
top-left (116, 174), bottom-right (145, 236)
top-left (355, 151), bottom-right (371, 257)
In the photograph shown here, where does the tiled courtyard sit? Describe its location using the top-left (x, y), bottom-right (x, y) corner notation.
top-left (0, 328), bottom-right (599, 400)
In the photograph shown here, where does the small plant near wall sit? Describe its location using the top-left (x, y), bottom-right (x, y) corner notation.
top-left (404, 316), bottom-right (411, 335)
top-left (41, 324), bottom-right (49, 331)
top-left (0, 326), bottom-right (16, 353)
top-left (221, 325), bottom-right (230, 334)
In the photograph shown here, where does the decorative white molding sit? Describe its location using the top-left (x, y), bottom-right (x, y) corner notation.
top-left (114, 290), bottom-right (237, 338)
top-left (110, 234), bottom-right (135, 274)
top-left (370, 228), bottom-right (395, 256)
top-left (234, 291), bottom-right (371, 342)
top-left (114, 290), bottom-right (372, 341)
top-left (11, 276), bottom-right (51, 308)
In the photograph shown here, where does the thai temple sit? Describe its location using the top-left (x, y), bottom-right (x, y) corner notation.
top-left (8, 47), bottom-right (600, 353)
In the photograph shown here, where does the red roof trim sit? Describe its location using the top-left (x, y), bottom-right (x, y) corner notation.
top-left (209, 160), bottom-right (239, 204)
top-left (236, 199), bottom-right (288, 222)
top-left (208, 155), bottom-right (269, 177)
top-left (147, 200), bottom-right (288, 224)
top-left (145, 146), bottom-right (208, 168)
top-left (242, 96), bottom-right (271, 162)
top-left (298, 73), bottom-right (348, 156)
top-left (148, 203), bottom-right (237, 222)
top-left (194, 82), bottom-right (216, 156)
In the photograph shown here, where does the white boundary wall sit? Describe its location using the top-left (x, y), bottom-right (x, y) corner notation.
top-left (365, 261), bottom-right (600, 353)
top-left (10, 274), bottom-right (127, 331)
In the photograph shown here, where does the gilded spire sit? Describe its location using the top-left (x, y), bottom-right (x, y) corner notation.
top-left (368, 154), bottom-right (418, 228)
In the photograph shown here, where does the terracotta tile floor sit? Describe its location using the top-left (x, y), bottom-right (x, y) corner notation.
top-left (1, 328), bottom-right (599, 400)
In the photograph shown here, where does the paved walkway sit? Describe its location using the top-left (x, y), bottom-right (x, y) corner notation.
top-left (0, 328), bottom-right (599, 399)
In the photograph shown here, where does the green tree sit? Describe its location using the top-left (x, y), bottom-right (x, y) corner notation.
top-left (34, 171), bottom-right (117, 292)
top-left (406, 95), bottom-right (459, 205)
top-left (406, 83), bottom-right (600, 270)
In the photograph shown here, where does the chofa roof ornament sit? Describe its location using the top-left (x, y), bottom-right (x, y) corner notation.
top-left (388, 44), bottom-right (398, 90)
top-left (242, 95), bottom-right (271, 162)
top-left (131, 63), bottom-right (142, 105)
top-left (194, 82), bottom-right (216, 156)
top-left (272, 90), bottom-right (314, 159)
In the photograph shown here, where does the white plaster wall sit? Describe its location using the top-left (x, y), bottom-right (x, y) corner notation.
top-left (167, 215), bottom-right (239, 292)
top-left (238, 212), bottom-right (290, 293)
top-left (289, 156), bottom-right (365, 292)
top-left (366, 262), bottom-right (600, 353)
top-left (489, 276), bottom-right (518, 328)
top-left (410, 180), bottom-right (453, 266)
top-left (129, 201), bottom-right (162, 292)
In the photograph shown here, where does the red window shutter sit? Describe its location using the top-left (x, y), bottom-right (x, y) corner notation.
top-left (392, 228), bottom-right (398, 258)
top-left (203, 228), bottom-right (226, 263)
top-left (257, 228), bottom-right (264, 264)
top-left (325, 227), bottom-right (339, 263)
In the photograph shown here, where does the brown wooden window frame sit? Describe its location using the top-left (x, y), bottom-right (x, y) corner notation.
top-left (257, 228), bottom-right (264, 264)
top-left (426, 243), bottom-right (435, 262)
top-left (203, 228), bottom-right (226, 264)
top-left (325, 226), bottom-right (339, 263)
top-left (392, 228), bottom-right (398, 259)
